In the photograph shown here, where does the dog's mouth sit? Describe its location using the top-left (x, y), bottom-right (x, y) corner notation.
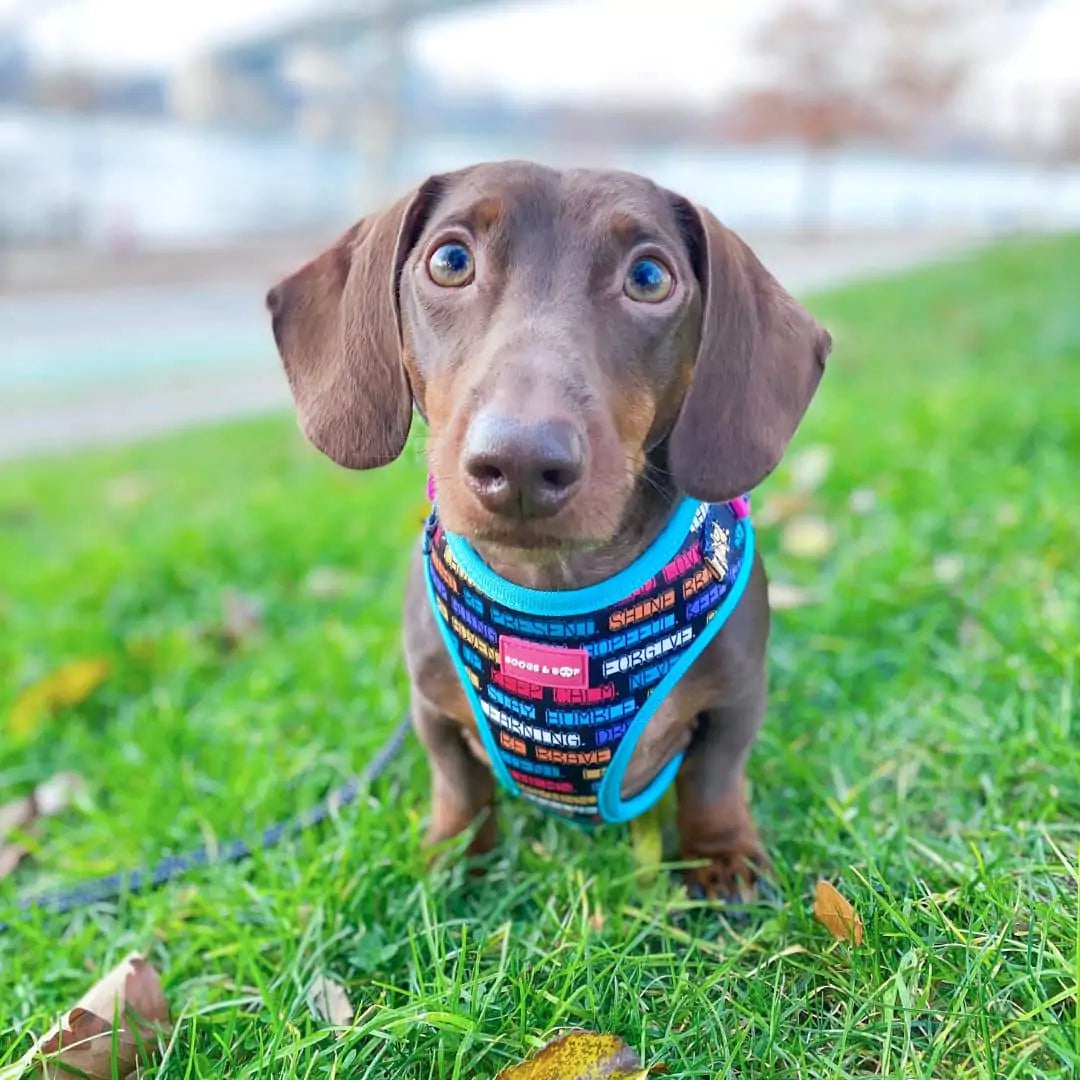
top-left (461, 515), bottom-right (600, 555)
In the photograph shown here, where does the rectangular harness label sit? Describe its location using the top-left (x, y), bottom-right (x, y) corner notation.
top-left (498, 635), bottom-right (590, 690)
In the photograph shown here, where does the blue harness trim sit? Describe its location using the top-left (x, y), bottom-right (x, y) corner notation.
top-left (423, 498), bottom-right (755, 824)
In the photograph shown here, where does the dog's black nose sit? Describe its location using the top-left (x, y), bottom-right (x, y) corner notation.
top-left (462, 414), bottom-right (585, 519)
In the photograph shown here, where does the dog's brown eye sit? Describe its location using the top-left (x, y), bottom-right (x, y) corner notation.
top-left (625, 257), bottom-right (673, 302)
top-left (428, 242), bottom-right (474, 287)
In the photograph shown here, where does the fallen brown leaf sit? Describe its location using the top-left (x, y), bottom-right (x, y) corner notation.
top-left (309, 975), bottom-right (354, 1027)
top-left (31, 772), bottom-right (86, 818)
top-left (1, 773), bottom-right (85, 838)
top-left (813, 880), bottom-right (864, 945)
top-left (781, 516), bottom-right (836, 560)
top-left (219, 588), bottom-right (263, 648)
top-left (497, 1031), bottom-right (657, 1079)
top-left (3, 953), bottom-right (170, 1080)
top-left (0, 794), bottom-right (34, 838)
top-left (0, 772), bottom-right (87, 883)
top-left (7, 659), bottom-right (110, 740)
top-left (0, 842), bottom-right (29, 882)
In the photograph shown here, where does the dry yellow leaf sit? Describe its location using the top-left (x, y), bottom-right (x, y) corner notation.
top-left (767, 581), bottom-right (821, 611)
top-left (754, 491), bottom-right (812, 528)
top-left (781, 516), bottom-right (835, 560)
top-left (497, 1032), bottom-right (656, 1079)
top-left (629, 806), bottom-right (663, 880)
top-left (813, 879), bottom-right (864, 945)
top-left (7, 659), bottom-right (110, 740)
top-left (629, 789), bottom-right (677, 885)
top-left (1, 953), bottom-right (170, 1080)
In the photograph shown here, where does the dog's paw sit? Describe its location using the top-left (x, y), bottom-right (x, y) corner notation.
top-left (682, 847), bottom-right (770, 904)
top-left (424, 807), bottom-right (498, 873)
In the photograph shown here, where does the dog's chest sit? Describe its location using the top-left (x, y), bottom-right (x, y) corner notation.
top-left (421, 499), bottom-right (754, 824)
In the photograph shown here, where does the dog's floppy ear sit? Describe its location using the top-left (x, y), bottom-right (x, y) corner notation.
top-left (668, 200), bottom-right (832, 503)
top-left (266, 182), bottom-right (439, 469)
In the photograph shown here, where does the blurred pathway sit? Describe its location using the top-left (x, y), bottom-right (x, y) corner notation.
top-left (0, 230), bottom-right (982, 461)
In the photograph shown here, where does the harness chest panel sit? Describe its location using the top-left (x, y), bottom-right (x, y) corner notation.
top-left (423, 498), bottom-right (754, 824)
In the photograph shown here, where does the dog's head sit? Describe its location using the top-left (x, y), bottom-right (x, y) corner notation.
top-left (268, 161), bottom-right (831, 552)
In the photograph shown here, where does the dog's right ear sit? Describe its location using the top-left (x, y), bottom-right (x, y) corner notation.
top-left (666, 199), bottom-right (832, 503)
top-left (266, 182), bottom-right (440, 469)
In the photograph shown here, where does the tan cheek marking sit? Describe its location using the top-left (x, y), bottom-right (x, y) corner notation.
top-left (422, 367), bottom-right (458, 430)
top-left (612, 381), bottom-right (657, 473)
top-left (562, 377), bottom-right (655, 542)
top-left (422, 367), bottom-right (480, 528)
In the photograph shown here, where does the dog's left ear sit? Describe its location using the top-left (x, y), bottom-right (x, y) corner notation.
top-left (266, 179), bottom-right (441, 469)
top-left (668, 200), bottom-right (832, 503)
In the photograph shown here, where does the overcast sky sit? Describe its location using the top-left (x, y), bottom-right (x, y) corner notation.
top-left (3, 0), bottom-right (1078, 104)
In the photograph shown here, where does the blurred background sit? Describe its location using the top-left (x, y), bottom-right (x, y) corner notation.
top-left (1, 0), bottom-right (1078, 460)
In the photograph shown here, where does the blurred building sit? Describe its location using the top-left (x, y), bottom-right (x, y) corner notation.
top-left (959, 0), bottom-right (1080, 157)
top-left (2, 0), bottom-right (1080, 247)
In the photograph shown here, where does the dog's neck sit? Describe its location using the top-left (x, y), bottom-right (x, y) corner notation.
top-left (467, 470), bottom-right (680, 592)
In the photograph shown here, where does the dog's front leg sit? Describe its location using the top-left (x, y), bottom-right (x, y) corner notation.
top-left (404, 545), bottom-right (498, 858)
top-left (411, 694), bottom-right (498, 856)
top-left (674, 674), bottom-right (769, 901)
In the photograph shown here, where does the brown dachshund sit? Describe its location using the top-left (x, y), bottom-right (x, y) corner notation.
top-left (267, 161), bottom-right (830, 898)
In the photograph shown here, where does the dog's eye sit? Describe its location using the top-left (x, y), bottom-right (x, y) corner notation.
top-left (428, 242), bottom-right (475, 287)
top-left (624, 256), bottom-right (674, 302)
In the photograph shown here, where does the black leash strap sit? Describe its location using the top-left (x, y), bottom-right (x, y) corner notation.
top-left (0, 715), bottom-right (411, 934)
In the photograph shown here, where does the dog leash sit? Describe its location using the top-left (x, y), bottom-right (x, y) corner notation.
top-left (0, 715), bottom-right (411, 935)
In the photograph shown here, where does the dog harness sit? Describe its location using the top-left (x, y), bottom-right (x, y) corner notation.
top-left (422, 495), bottom-right (755, 825)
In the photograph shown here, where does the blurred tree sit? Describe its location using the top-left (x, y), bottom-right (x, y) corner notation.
top-left (738, 0), bottom-right (977, 232)
top-left (32, 69), bottom-right (101, 112)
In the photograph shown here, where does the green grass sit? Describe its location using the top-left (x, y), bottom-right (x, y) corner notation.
top-left (2, 235), bottom-right (1078, 1078)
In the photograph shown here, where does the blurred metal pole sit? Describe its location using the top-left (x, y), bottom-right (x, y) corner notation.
top-left (358, 0), bottom-right (405, 209)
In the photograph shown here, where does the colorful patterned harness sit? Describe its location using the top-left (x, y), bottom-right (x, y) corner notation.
top-left (423, 496), bottom-right (755, 824)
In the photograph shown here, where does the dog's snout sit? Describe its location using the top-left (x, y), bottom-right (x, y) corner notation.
top-left (462, 414), bottom-right (585, 519)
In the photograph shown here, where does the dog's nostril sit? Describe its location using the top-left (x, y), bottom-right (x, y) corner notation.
top-left (471, 463), bottom-right (505, 486)
top-left (541, 468), bottom-right (569, 488)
